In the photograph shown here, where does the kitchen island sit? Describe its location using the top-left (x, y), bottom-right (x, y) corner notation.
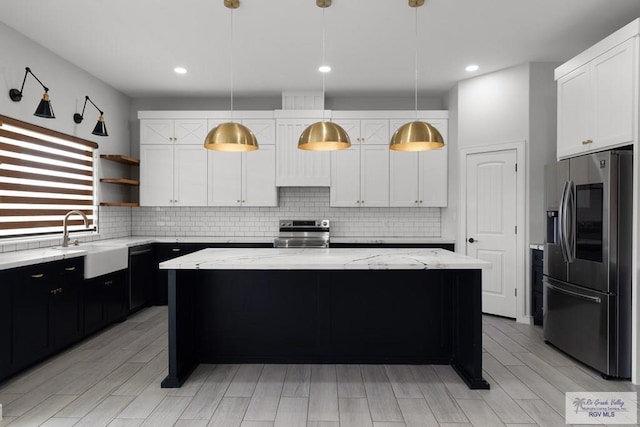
top-left (159, 248), bottom-right (491, 389)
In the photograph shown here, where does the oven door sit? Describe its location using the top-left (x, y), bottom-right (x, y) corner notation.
top-left (543, 276), bottom-right (613, 375)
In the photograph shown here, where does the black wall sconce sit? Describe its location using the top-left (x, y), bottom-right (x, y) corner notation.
top-left (9, 67), bottom-right (55, 119)
top-left (74, 96), bottom-right (108, 137)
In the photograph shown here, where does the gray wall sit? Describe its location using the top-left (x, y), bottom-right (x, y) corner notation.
top-left (0, 22), bottom-right (133, 236)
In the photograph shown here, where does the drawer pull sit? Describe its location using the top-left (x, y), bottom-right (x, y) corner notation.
top-left (31, 273), bottom-right (44, 279)
top-left (105, 280), bottom-right (113, 285)
top-left (172, 248), bottom-right (181, 252)
top-left (581, 139), bottom-right (593, 145)
top-left (65, 266), bottom-right (76, 271)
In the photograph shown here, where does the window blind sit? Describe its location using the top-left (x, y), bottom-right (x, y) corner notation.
top-left (0, 115), bottom-right (97, 238)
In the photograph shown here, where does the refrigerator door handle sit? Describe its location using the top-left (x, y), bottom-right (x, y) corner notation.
top-left (545, 282), bottom-right (602, 304)
top-left (565, 181), bottom-right (576, 263)
top-left (558, 180), bottom-right (569, 262)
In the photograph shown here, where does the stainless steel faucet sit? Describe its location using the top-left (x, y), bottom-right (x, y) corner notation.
top-left (62, 210), bottom-right (89, 247)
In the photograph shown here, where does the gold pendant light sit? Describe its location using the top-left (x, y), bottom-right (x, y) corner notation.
top-left (204, 0), bottom-right (258, 152)
top-left (298, 0), bottom-right (351, 151)
top-left (389, 0), bottom-right (444, 152)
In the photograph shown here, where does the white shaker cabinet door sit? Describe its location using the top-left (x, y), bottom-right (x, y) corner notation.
top-left (360, 144), bottom-right (389, 207)
top-left (361, 120), bottom-right (389, 145)
top-left (557, 64), bottom-right (592, 159)
top-left (174, 145), bottom-right (208, 206)
top-left (244, 144), bottom-right (277, 206)
top-left (173, 120), bottom-right (208, 145)
top-left (242, 119), bottom-right (276, 145)
top-left (330, 144), bottom-right (360, 207)
top-left (208, 151), bottom-right (242, 206)
top-left (389, 151), bottom-right (419, 207)
top-left (419, 144), bottom-right (448, 207)
top-left (140, 119), bottom-right (173, 145)
top-left (592, 37), bottom-right (636, 150)
top-left (140, 145), bottom-right (174, 206)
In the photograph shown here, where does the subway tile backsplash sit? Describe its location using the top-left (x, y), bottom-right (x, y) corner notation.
top-left (132, 187), bottom-right (440, 238)
top-left (0, 188), bottom-right (440, 253)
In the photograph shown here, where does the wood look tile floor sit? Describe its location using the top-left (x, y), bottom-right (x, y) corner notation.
top-left (1, 306), bottom-right (639, 426)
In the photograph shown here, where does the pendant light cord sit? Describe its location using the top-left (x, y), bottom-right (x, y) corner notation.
top-left (414, 6), bottom-right (418, 119)
top-left (230, 7), bottom-right (235, 120)
top-left (322, 6), bottom-right (326, 122)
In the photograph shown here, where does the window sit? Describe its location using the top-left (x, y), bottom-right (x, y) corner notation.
top-left (0, 115), bottom-right (97, 238)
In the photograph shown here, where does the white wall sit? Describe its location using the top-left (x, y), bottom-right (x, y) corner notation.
top-left (458, 64), bottom-right (530, 149)
top-left (0, 22), bottom-right (133, 242)
top-left (529, 63), bottom-right (560, 243)
top-left (442, 85), bottom-right (459, 244)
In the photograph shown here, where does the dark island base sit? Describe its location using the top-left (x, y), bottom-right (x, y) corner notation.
top-left (161, 269), bottom-right (489, 390)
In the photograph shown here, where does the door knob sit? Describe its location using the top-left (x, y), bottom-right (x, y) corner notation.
top-left (468, 237), bottom-right (477, 243)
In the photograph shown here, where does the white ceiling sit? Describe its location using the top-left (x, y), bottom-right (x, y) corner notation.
top-left (2, 0), bottom-right (640, 99)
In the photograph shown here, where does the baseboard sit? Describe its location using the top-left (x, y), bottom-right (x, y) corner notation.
top-left (517, 315), bottom-right (533, 325)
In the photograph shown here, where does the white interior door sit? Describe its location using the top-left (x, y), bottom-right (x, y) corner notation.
top-left (466, 149), bottom-right (518, 318)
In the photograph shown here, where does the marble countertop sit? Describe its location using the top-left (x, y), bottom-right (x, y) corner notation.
top-left (0, 236), bottom-right (456, 271)
top-left (159, 248), bottom-right (490, 271)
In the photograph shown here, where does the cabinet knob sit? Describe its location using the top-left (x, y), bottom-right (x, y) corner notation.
top-left (242, 200), bottom-right (245, 203)
top-left (58, 288), bottom-right (63, 293)
top-left (419, 200), bottom-right (423, 204)
top-left (582, 139), bottom-right (593, 145)
top-left (237, 200), bottom-right (241, 203)
top-left (31, 273), bottom-right (44, 279)
top-left (415, 200), bottom-right (418, 204)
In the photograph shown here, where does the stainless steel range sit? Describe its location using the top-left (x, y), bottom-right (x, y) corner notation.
top-left (273, 219), bottom-right (330, 248)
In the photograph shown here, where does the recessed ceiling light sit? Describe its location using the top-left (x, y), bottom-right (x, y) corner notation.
top-left (465, 64), bottom-right (479, 72)
top-left (318, 65), bottom-right (331, 73)
top-left (174, 67), bottom-right (187, 75)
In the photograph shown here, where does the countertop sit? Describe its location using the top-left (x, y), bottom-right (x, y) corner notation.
top-left (529, 244), bottom-right (544, 251)
top-left (0, 236), bottom-right (456, 271)
top-left (159, 248), bottom-right (490, 271)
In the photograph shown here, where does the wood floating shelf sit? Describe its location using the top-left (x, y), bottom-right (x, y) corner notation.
top-left (99, 202), bottom-right (140, 207)
top-left (100, 154), bottom-right (140, 166)
top-left (100, 178), bottom-right (140, 186)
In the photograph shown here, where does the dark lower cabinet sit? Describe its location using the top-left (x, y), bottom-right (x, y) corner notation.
top-left (0, 270), bottom-right (13, 381)
top-left (11, 258), bottom-right (84, 373)
top-left (532, 248), bottom-right (543, 326)
top-left (84, 270), bottom-right (127, 335)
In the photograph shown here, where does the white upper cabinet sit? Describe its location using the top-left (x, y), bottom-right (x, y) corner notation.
top-left (140, 144), bottom-right (207, 206)
top-left (389, 118), bottom-right (448, 207)
top-left (330, 119), bottom-right (389, 207)
top-left (139, 119), bottom-right (208, 206)
top-left (140, 119), bottom-right (208, 145)
top-left (275, 115), bottom-right (331, 187)
top-left (140, 145), bottom-right (174, 206)
top-left (556, 22), bottom-right (638, 160)
top-left (208, 119), bottom-right (277, 207)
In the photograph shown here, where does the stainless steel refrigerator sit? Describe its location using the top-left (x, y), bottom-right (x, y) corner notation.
top-left (543, 150), bottom-right (632, 378)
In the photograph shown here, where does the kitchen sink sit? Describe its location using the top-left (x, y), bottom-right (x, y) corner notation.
top-left (54, 243), bottom-right (129, 278)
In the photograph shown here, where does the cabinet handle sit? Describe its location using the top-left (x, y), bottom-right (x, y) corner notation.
top-left (65, 266), bottom-right (76, 271)
top-left (105, 280), bottom-right (113, 286)
top-left (172, 248), bottom-right (181, 252)
top-left (59, 288), bottom-right (63, 293)
top-left (31, 273), bottom-right (44, 279)
top-left (50, 289), bottom-right (56, 295)
top-left (582, 139), bottom-right (593, 145)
